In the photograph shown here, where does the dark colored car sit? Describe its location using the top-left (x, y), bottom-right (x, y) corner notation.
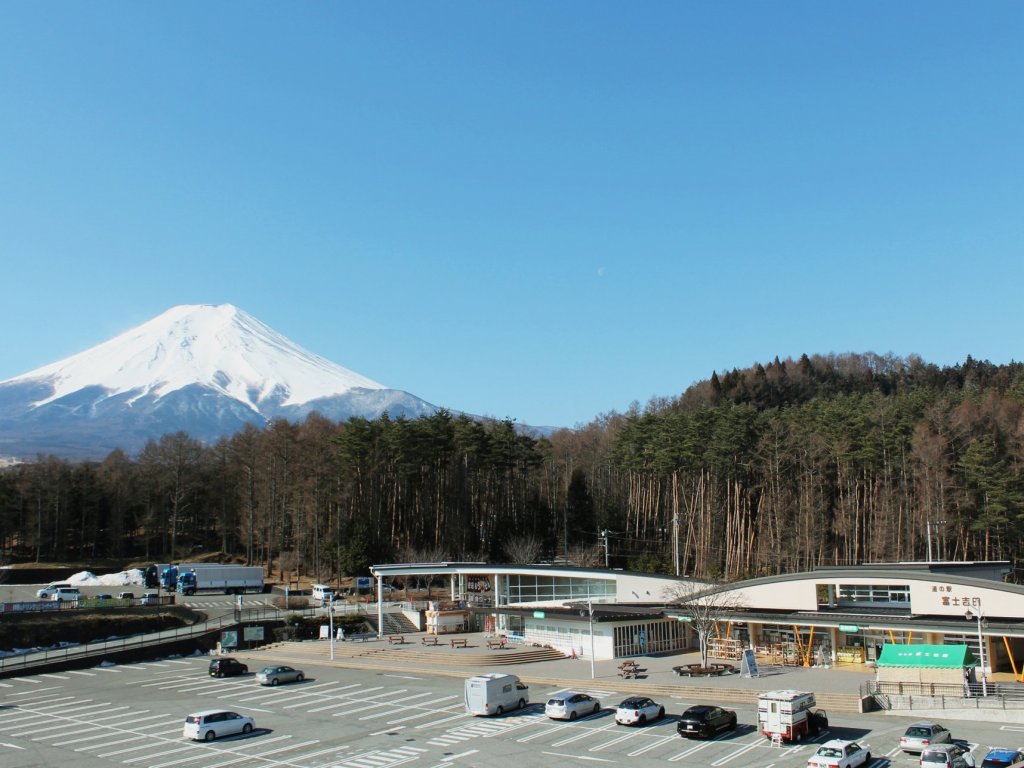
top-left (676, 705), bottom-right (738, 738)
top-left (209, 657), bottom-right (248, 678)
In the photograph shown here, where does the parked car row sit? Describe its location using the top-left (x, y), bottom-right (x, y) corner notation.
top-left (208, 658), bottom-right (306, 687)
top-left (33, 583), bottom-right (160, 604)
top-left (896, 721), bottom-right (1023, 768)
top-left (542, 692), bottom-right (736, 737)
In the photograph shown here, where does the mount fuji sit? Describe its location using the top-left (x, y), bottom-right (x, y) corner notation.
top-left (0, 304), bottom-right (440, 460)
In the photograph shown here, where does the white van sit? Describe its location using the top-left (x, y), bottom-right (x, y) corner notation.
top-left (311, 584), bottom-right (336, 603)
top-left (36, 582), bottom-right (72, 599)
top-left (464, 673), bottom-right (529, 716)
top-left (51, 587), bottom-right (81, 602)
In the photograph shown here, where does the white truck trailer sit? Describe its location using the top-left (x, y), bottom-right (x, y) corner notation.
top-left (464, 673), bottom-right (530, 716)
top-left (175, 564), bottom-right (264, 595)
top-left (757, 690), bottom-right (828, 743)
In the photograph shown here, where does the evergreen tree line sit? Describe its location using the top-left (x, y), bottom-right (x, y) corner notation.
top-left (1, 353), bottom-right (1023, 582)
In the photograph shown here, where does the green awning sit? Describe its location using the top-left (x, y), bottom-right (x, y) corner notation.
top-left (877, 643), bottom-right (974, 668)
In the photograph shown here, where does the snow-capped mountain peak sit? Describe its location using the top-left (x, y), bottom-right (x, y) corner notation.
top-left (6, 303), bottom-right (386, 411)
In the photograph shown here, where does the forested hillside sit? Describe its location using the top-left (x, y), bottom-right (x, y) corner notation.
top-left (2, 353), bottom-right (1023, 583)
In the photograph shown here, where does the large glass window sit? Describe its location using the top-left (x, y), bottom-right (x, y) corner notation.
top-left (836, 584), bottom-right (910, 607)
top-left (505, 574), bottom-right (616, 604)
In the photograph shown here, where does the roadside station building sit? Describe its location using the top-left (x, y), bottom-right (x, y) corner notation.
top-left (368, 560), bottom-right (1024, 678)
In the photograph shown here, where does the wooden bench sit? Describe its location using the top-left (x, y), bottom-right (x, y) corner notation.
top-left (421, 636), bottom-right (439, 646)
top-left (388, 635), bottom-right (405, 644)
top-left (348, 632), bottom-right (376, 642)
top-left (450, 638), bottom-right (468, 648)
top-left (486, 638), bottom-right (507, 649)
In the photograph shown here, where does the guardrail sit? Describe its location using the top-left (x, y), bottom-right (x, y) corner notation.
top-left (0, 606), bottom-right (286, 676)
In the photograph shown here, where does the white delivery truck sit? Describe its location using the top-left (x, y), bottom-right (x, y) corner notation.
top-left (464, 673), bottom-right (530, 716)
top-left (757, 690), bottom-right (828, 743)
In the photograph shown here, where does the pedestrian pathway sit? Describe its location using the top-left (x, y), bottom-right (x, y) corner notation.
top-left (236, 632), bottom-right (877, 713)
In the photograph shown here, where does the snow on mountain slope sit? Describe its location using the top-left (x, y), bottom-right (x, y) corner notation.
top-left (0, 304), bottom-right (446, 459)
top-left (3, 304), bottom-right (386, 411)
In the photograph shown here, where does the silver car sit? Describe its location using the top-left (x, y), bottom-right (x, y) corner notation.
top-left (900, 722), bottom-right (952, 753)
top-left (255, 665), bottom-right (305, 686)
top-left (545, 692), bottom-right (601, 721)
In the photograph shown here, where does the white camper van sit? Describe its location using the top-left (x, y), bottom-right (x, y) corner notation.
top-left (464, 673), bottom-right (530, 716)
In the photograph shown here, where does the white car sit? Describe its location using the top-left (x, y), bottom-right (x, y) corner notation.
top-left (183, 710), bottom-right (255, 741)
top-left (614, 696), bottom-right (664, 726)
top-left (807, 739), bottom-right (873, 768)
top-left (50, 587), bottom-right (81, 602)
top-left (36, 583), bottom-right (71, 599)
top-left (545, 692), bottom-right (601, 721)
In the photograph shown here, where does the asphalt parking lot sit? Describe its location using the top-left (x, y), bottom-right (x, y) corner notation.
top-left (2, 654), bottom-right (1021, 768)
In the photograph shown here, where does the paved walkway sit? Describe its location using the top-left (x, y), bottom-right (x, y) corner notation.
top-left (237, 631), bottom-right (880, 710)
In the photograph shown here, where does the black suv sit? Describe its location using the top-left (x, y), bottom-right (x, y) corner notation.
top-left (209, 658), bottom-right (248, 678)
top-left (676, 705), bottom-right (738, 739)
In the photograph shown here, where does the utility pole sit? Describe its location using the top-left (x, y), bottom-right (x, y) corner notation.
top-left (927, 520), bottom-right (947, 562)
top-left (601, 530), bottom-right (614, 568)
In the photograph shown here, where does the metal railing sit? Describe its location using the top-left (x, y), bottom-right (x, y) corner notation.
top-left (863, 680), bottom-right (1024, 710)
top-left (0, 606), bottom-right (283, 676)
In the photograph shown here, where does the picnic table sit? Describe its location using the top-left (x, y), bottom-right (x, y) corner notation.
top-left (450, 638), bottom-right (468, 648)
top-left (421, 636), bottom-right (439, 646)
top-left (387, 635), bottom-right (405, 644)
top-left (618, 661), bottom-right (640, 678)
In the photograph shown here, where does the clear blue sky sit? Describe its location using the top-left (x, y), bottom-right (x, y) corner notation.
top-left (2, 3), bottom-right (1022, 428)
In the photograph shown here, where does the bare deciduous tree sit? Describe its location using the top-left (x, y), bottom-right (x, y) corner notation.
top-left (504, 534), bottom-right (542, 564)
top-left (665, 582), bottom-right (742, 669)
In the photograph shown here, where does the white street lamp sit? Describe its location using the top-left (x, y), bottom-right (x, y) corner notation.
top-left (329, 595), bottom-right (336, 661)
top-left (588, 600), bottom-right (596, 680)
top-left (965, 607), bottom-right (987, 696)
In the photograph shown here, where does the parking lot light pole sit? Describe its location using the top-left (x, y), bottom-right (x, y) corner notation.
top-left (588, 600), bottom-right (595, 679)
top-left (965, 607), bottom-right (987, 696)
top-left (329, 595), bottom-right (336, 661)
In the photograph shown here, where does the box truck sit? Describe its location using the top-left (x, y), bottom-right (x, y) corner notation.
top-left (464, 673), bottom-right (530, 716)
top-left (156, 564), bottom-right (264, 595)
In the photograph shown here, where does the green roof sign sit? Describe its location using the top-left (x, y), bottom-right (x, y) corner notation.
top-left (838, 624), bottom-right (860, 633)
top-left (533, 610), bottom-right (545, 619)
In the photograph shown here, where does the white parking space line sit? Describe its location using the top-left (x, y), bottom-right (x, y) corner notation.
top-left (12, 703), bottom-right (119, 736)
top-left (549, 721), bottom-right (618, 747)
top-left (709, 739), bottom-right (765, 765)
top-left (627, 732), bottom-right (680, 756)
top-left (75, 733), bottom-right (150, 752)
top-left (356, 691), bottom-right (436, 720)
top-left (667, 738), bottom-right (720, 762)
top-left (417, 712), bottom-right (473, 729)
top-left (7, 686), bottom-right (65, 697)
top-left (541, 752), bottom-right (615, 764)
top-left (138, 676), bottom-right (206, 689)
top-left (589, 728), bottom-right (648, 752)
top-left (120, 742), bottom-right (200, 764)
top-left (256, 684), bottom-right (363, 708)
top-left (66, 669), bottom-right (96, 676)
top-left (385, 696), bottom-right (460, 724)
top-left (39, 673), bottom-right (70, 680)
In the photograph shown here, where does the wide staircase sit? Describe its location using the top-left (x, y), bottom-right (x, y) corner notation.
top-left (363, 612), bottom-right (419, 635)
